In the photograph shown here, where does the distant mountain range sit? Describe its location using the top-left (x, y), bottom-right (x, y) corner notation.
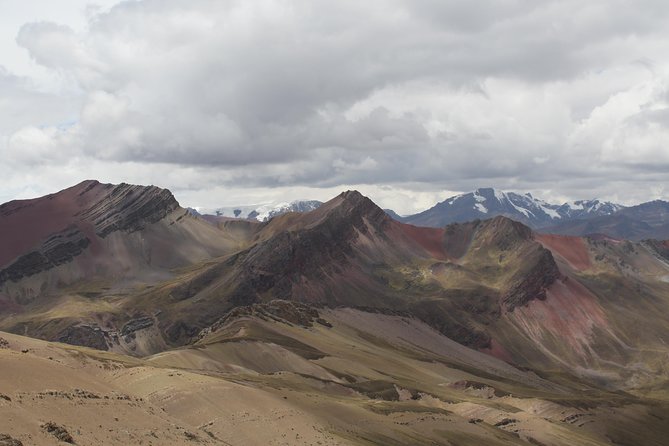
top-left (395, 187), bottom-right (623, 228)
top-left (389, 187), bottom-right (668, 241)
top-left (199, 187), bottom-right (669, 240)
top-left (543, 200), bottom-right (669, 241)
top-left (201, 200), bottom-right (322, 222)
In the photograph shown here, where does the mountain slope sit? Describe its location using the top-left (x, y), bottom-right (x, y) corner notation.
top-left (0, 180), bottom-right (241, 279)
top-left (0, 180), bottom-right (254, 351)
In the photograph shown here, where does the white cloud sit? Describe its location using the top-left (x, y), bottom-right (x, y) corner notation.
top-left (1, 0), bottom-right (669, 213)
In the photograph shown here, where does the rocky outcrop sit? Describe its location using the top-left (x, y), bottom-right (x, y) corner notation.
top-left (502, 247), bottom-right (561, 311)
top-left (449, 380), bottom-right (510, 398)
top-left (120, 316), bottom-right (154, 341)
top-left (644, 239), bottom-right (669, 262)
top-left (0, 226), bottom-right (90, 287)
top-left (79, 183), bottom-right (179, 237)
top-left (41, 422), bottom-right (74, 444)
top-left (199, 300), bottom-right (330, 340)
top-left (0, 434), bottom-right (23, 446)
top-left (57, 324), bottom-right (108, 351)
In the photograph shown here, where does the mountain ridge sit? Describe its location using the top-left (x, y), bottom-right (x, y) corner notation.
top-left (1, 182), bottom-right (669, 391)
top-left (189, 186), bottom-right (668, 241)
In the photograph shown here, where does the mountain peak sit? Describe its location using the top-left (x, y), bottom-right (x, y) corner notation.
top-left (283, 189), bottom-right (389, 233)
top-left (336, 190), bottom-right (384, 214)
top-left (482, 215), bottom-right (534, 241)
top-left (474, 186), bottom-right (498, 195)
top-left (338, 190), bottom-right (366, 201)
top-left (76, 179), bottom-right (101, 188)
top-left (321, 190), bottom-right (383, 217)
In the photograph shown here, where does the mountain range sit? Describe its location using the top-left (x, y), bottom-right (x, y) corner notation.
top-left (201, 200), bottom-right (323, 221)
top-left (199, 187), bottom-right (669, 241)
top-left (395, 187), bottom-right (669, 241)
top-left (1, 180), bottom-right (669, 445)
top-left (543, 199), bottom-right (669, 240)
top-left (397, 187), bottom-right (624, 229)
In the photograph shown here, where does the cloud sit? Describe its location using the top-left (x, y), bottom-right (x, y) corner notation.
top-left (2, 0), bottom-right (669, 213)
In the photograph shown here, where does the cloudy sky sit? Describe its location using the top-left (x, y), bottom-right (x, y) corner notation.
top-left (2, 0), bottom-right (669, 214)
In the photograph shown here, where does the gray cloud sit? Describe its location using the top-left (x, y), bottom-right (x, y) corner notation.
top-left (1, 0), bottom-right (669, 213)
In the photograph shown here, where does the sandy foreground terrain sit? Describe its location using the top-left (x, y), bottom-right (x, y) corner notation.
top-left (0, 331), bottom-right (348, 445)
top-left (1, 309), bottom-right (668, 445)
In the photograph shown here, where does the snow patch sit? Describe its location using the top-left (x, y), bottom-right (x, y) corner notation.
top-left (539, 204), bottom-right (561, 219)
top-left (473, 190), bottom-right (486, 202)
top-left (254, 202), bottom-right (289, 221)
top-left (448, 194), bottom-right (464, 203)
top-left (474, 203), bottom-right (488, 213)
top-left (204, 200), bottom-right (321, 221)
top-left (493, 188), bottom-right (507, 202)
top-left (506, 197), bottom-right (534, 218)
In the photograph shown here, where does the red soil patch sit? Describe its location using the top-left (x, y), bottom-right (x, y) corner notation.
top-left (393, 222), bottom-right (447, 260)
top-left (511, 277), bottom-right (609, 357)
top-left (536, 233), bottom-right (591, 271)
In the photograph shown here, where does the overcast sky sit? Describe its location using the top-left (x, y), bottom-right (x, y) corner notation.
top-left (1, 0), bottom-right (669, 214)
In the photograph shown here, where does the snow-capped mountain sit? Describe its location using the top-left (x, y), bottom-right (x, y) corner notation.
top-left (202, 200), bottom-right (322, 222)
top-left (401, 188), bottom-right (624, 229)
top-left (555, 199), bottom-right (624, 220)
top-left (544, 199), bottom-right (669, 240)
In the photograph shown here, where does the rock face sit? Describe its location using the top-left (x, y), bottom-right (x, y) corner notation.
top-left (80, 182), bottom-right (179, 237)
top-left (646, 239), bottom-right (669, 262)
top-left (502, 248), bottom-right (561, 311)
top-left (41, 422), bottom-right (74, 444)
top-left (121, 316), bottom-right (154, 342)
top-left (200, 300), bottom-right (328, 340)
top-left (0, 226), bottom-right (90, 287)
top-left (57, 324), bottom-right (109, 351)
